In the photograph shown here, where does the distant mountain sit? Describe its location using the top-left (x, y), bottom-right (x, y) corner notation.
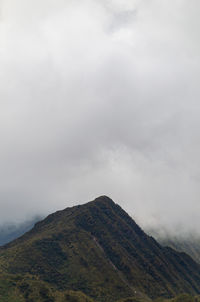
top-left (0, 216), bottom-right (42, 246)
top-left (0, 196), bottom-right (200, 302)
top-left (150, 231), bottom-right (200, 264)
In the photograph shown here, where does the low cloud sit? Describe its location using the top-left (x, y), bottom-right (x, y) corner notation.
top-left (0, 0), bottom-right (200, 233)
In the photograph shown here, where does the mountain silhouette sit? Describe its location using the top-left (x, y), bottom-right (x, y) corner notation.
top-left (0, 196), bottom-right (200, 302)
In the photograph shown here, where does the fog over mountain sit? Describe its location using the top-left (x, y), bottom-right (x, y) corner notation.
top-left (1, 0), bottom-right (200, 232)
top-left (0, 216), bottom-right (41, 246)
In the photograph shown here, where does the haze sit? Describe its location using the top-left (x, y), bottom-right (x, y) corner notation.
top-left (0, 0), bottom-right (200, 233)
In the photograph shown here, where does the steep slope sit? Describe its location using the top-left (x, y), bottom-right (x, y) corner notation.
top-left (0, 196), bottom-right (200, 302)
top-left (155, 234), bottom-right (200, 264)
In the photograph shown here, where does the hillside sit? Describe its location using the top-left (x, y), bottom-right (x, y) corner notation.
top-left (0, 196), bottom-right (200, 302)
top-left (154, 233), bottom-right (200, 264)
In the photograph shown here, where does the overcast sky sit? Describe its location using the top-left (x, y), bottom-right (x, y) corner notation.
top-left (0, 0), bottom-right (200, 233)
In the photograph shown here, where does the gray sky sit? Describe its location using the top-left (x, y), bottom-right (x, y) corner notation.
top-left (1, 0), bottom-right (200, 233)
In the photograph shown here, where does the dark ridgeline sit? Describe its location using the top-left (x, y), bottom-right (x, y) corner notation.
top-left (0, 196), bottom-right (200, 302)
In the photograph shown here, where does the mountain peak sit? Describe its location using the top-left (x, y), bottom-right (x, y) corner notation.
top-left (1, 196), bottom-right (200, 302)
top-left (89, 195), bottom-right (116, 206)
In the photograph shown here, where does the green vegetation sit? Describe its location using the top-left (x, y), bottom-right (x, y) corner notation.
top-left (117, 294), bottom-right (200, 302)
top-left (0, 272), bottom-right (199, 302)
top-left (154, 293), bottom-right (200, 302)
top-left (173, 294), bottom-right (200, 302)
top-left (117, 297), bottom-right (150, 302)
top-left (0, 196), bottom-right (200, 302)
top-left (0, 273), bottom-right (95, 302)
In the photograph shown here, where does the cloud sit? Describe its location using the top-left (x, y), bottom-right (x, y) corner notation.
top-left (0, 0), bottom-right (200, 232)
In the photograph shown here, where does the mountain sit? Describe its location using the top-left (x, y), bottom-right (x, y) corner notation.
top-left (152, 232), bottom-right (200, 264)
top-left (0, 216), bottom-right (42, 246)
top-left (0, 196), bottom-right (200, 302)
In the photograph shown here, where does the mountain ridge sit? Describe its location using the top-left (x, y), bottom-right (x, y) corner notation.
top-left (150, 230), bottom-right (200, 264)
top-left (0, 196), bottom-right (200, 302)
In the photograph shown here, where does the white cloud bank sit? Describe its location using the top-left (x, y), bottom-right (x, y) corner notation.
top-left (0, 0), bottom-right (200, 233)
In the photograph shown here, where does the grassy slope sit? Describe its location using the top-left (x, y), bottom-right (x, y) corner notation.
top-left (0, 273), bottom-right (198, 302)
top-left (0, 197), bottom-right (200, 301)
top-left (0, 200), bottom-right (133, 302)
top-left (117, 294), bottom-right (200, 302)
top-left (0, 273), bottom-right (95, 302)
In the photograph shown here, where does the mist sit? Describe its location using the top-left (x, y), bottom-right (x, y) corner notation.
top-left (0, 0), bottom-right (200, 233)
